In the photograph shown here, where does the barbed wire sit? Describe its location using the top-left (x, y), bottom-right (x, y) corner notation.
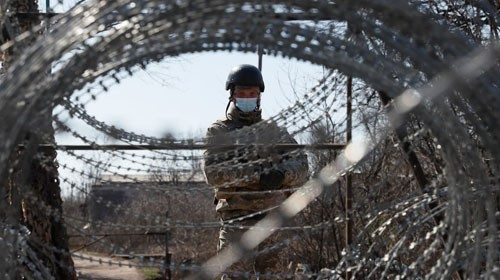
top-left (11, 155), bottom-right (500, 278)
top-left (16, 174), bottom-right (476, 273)
top-left (31, 126), bottom-right (435, 228)
top-left (0, 0), bottom-right (498, 279)
top-left (26, 134), bottom-right (488, 254)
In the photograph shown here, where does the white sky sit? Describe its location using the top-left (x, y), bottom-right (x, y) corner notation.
top-left (57, 52), bottom-right (327, 142)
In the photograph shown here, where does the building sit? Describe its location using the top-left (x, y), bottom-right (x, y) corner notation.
top-left (88, 170), bottom-right (211, 223)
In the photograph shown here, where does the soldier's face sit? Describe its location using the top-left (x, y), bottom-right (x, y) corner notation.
top-left (233, 86), bottom-right (261, 99)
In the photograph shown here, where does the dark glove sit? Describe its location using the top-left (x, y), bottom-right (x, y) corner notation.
top-left (259, 169), bottom-right (285, 189)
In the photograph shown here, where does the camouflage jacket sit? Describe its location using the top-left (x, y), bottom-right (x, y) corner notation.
top-left (203, 105), bottom-right (309, 219)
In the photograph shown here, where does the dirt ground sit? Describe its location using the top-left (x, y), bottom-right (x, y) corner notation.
top-left (74, 253), bottom-right (144, 280)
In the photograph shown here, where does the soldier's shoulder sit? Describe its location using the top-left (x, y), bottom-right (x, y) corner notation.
top-left (207, 118), bottom-right (231, 133)
top-left (258, 119), bottom-right (297, 143)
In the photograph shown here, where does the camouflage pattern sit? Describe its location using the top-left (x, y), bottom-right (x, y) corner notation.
top-left (218, 218), bottom-right (290, 279)
top-left (203, 104), bottom-right (309, 278)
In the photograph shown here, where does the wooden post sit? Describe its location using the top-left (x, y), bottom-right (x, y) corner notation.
top-left (345, 76), bottom-right (353, 279)
top-left (165, 211), bottom-right (172, 280)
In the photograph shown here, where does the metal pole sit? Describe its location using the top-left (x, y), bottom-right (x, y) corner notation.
top-left (345, 75), bottom-right (353, 279)
top-left (32, 143), bottom-right (346, 151)
top-left (257, 44), bottom-right (263, 71)
top-left (45, 0), bottom-right (50, 31)
top-left (164, 211), bottom-right (171, 280)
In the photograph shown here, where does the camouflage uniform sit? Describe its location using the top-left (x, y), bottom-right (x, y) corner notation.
top-left (203, 105), bottom-right (309, 278)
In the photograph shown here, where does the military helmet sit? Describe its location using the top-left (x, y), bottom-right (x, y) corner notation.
top-left (225, 64), bottom-right (265, 92)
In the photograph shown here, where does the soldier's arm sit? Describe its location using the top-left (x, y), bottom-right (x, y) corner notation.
top-left (276, 129), bottom-right (309, 187)
top-left (203, 123), bottom-right (259, 186)
top-left (279, 153), bottom-right (309, 187)
top-left (203, 123), bottom-right (231, 186)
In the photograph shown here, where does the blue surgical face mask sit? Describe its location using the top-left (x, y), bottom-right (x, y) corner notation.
top-left (235, 98), bottom-right (258, 112)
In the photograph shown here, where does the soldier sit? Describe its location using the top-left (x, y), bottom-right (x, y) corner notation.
top-left (203, 64), bottom-right (309, 279)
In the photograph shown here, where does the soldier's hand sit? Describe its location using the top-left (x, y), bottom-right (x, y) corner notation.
top-left (259, 169), bottom-right (285, 189)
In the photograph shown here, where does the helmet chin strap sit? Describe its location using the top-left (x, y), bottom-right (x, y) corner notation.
top-left (225, 89), bottom-right (234, 119)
